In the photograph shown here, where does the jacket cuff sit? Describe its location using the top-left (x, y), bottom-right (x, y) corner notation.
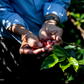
top-left (2, 13), bottom-right (25, 30)
top-left (43, 3), bottom-right (68, 23)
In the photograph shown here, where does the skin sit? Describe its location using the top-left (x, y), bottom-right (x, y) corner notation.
top-left (8, 14), bottom-right (63, 59)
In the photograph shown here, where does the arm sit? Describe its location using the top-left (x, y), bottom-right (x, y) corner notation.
top-left (0, 0), bottom-right (44, 55)
top-left (39, 0), bottom-right (71, 45)
top-left (0, 0), bottom-right (40, 46)
top-left (43, 0), bottom-right (71, 23)
top-left (0, 0), bottom-right (26, 30)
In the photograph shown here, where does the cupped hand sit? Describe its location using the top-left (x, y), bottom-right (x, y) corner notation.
top-left (19, 31), bottom-right (48, 55)
top-left (39, 20), bottom-right (63, 46)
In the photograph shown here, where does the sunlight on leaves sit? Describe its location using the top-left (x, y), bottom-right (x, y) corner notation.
top-left (59, 62), bottom-right (71, 72)
top-left (78, 59), bottom-right (84, 65)
top-left (53, 45), bottom-right (68, 57)
top-left (68, 57), bottom-right (79, 72)
top-left (66, 75), bottom-right (74, 82)
top-left (41, 54), bottom-right (59, 70)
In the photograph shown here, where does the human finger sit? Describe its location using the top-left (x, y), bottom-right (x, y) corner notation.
top-left (27, 38), bottom-right (43, 48)
top-left (56, 36), bottom-right (62, 42)
top-left (52, 39), bottom-right (63, 45)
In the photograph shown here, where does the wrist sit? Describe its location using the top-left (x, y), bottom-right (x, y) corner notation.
top-left (44, 19), bottom-right (57, 25)
top-left (8, 24), bottom-right (29, 37)
top-left (44, 14), bottom-right (59, 25)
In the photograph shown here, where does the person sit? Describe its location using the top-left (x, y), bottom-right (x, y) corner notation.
top-left (0, 0), bottom-right (71, 84)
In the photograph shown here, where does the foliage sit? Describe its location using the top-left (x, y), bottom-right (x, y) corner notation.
top-left (40, 1), bottom-right (84, 84)
top-left (69, 12), bottom-right (84, 26)
top-left (59, 0), bottom-right (84, 46)
top-left (3, 0), bottom-right (84, 84)
top-left (41, 45), bottom-right (79, 72)
top-left (41, 45), bottom-right (84, 83)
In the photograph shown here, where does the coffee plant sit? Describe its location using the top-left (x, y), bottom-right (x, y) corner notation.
top-left (40, 1), bottom-right (84, 83)
top-left (40, 44), bottom-right (84, 84)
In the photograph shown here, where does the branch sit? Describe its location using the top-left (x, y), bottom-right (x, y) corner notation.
top-left (67, 11), bottom-right (84, 40)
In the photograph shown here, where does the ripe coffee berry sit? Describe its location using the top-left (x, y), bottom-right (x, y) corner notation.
top-left (49, 37), bottom-right (53, 40)
top-left (50, 42), bottom-right (54, 45)
top-left (40, 37), bottom-right (54, 47)
top-left (42, 42), bottom-right (47, 47)
top-left (32, 37), bottom-right (54, 50)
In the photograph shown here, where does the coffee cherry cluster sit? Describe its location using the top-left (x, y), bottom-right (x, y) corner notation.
top-left (40, 37), bottom-right (54, 47)
top-left (32, 37), bottom-right (54, 50)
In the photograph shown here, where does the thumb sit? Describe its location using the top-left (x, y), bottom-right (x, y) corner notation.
top-left (28, 38), bottom-right (43, 48)
top-left (56, 36), bottom-right (62, 42)
top-left (38, 42), bottom-right (43, 48)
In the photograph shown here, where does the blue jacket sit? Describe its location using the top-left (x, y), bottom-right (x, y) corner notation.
top-left (0, 0), bottom-right (71, 43)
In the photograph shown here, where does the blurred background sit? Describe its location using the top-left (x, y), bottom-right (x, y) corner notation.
top-left (60, 0), bottom-right (84, 46)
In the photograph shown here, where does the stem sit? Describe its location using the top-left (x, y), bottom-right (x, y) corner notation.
top-left (63, 42), bottom-right (84, 49)
top-left (67, 11), bottom-right (84, 40)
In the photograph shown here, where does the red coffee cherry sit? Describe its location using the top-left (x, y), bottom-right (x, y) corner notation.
top-left (41, 38), bottom-right (44, 42)
top-left (49, 37), bottom-right (53, 40)
top-left (50, 42), bottom-right (54, 45)
top-left (42, 42), bottom-right (47, 47)
top-left (32, 37), bottom-right (54, 50)
top-left (45, 39), bottom-right (48, 42)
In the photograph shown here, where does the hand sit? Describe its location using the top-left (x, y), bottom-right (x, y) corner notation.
top-left (8, 24), bottom-right (49, 56)
top-left (39, 19), bottom-right (63, 46)
top-left (19, 30), bottom-right (47, 55)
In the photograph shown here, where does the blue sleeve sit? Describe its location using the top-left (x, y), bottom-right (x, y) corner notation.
top-left (43, 0), bottom-right (71, 23)
top-left (0, 0), bottom-right (26, 30)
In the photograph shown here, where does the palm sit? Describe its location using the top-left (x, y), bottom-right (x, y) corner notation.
top-left (39, 23), bottom-right (63, 45)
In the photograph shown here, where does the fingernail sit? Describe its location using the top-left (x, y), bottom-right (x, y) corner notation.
top-left (56, 36), bottom-right (61, 41)
top-left (38, 42), bottom-right (43, 47)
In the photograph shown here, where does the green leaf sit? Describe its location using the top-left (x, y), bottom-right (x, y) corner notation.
top-left (66, 49), bottom-right (77, 58)
top-left (59, 62), bottom-right (71, 72)
top-left (77, 53), bottom-right (82, 59)
top-left (52, 49), bottom-right (66, 57)
top-left (52, 45), bottom-right (68, 62)
top-left (66, 75), bottom-right (74, 82)
top-left (75, 13), bottom-right (80, 18)
top-left (52, 45), bottom-right (68, 57)
top-left (75, 21), bottom-right (81, 26)
top-left (81, 19), bottom-right (84, 23)
top-left (78, 59), bottom-right (84, 65)
top-left (64, 45), bottom-right (76, 49)
top-left (80, 13), bottom-right (84, 19)
top-left (41, 54), bottom-right (59, 70)
top-left (76, 48), bottom-right (84, 59)
top-left (68, 57), bottom-right (79, 72)
top-left (58, 57), bottom-right (66, 62)
top-left (70, 12), bottom-right (80, 18)
top-left (69, 12), bottom-right (76, 17)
